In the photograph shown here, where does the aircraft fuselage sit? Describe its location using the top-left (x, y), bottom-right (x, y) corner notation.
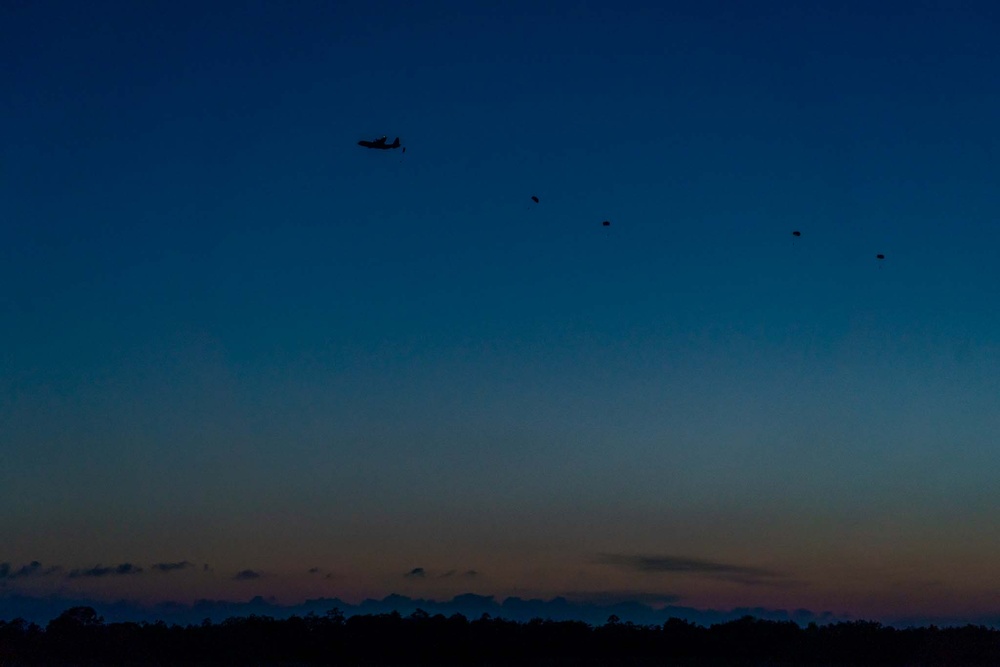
top-left (358, 137), bottom-right (401, 150)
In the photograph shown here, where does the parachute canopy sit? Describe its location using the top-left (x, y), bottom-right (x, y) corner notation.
top-left (876, 254), bottom-right (885, 260)
top-left (602, 220), bottom-right (610, 227)
top-left (792, 230), bottom-right (801, 237)
top-left (531, 196), bottom-right (539, 203)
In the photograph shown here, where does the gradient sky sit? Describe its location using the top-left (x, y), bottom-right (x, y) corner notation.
top-left (3, 0), bottom-right (1000, 622)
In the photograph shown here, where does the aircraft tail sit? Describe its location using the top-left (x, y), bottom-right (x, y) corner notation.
top-left (391, 137), bottom-right (401, 148)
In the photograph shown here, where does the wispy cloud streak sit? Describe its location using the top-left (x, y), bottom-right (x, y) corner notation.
top-left (0, 561), bottom-right (60, 579)
top-left (151, 561), bottom-right (194, 573)
top-left (598, 554), bottom-right (785, 586)
top-left (67, 563), bottom-right (143, 578)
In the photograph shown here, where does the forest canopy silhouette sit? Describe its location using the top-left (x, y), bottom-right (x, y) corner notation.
top-left (1, 606), bottom-right (999, 666)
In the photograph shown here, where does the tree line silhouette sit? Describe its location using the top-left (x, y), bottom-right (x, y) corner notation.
top-left (1, 605), bottom-right (999, 666)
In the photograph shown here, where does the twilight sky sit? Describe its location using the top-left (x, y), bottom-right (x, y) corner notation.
top-left (2, 0), bottom-right (999, 622)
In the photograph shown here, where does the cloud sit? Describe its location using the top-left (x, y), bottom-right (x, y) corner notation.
top-left (562, 590), bottom-right (682, 607)
top-left (598, 554), bottom-right (785, 586)
top-left (151, 561), bottom-right (194, 573)
top-left (439, 569), bottom-right (479, 578)
top-left (0, 561), bottom-right (61, 579)
top-left (67, 563), bottom-right (143, 578)
top-left (404, 567), bottom-right (425, 578)
top-left (0, 591), bottom-right (862, 628)
top-left (308, 567), bottom-right (321, 574)
top-left (233, 570), bottom-right (263, 581)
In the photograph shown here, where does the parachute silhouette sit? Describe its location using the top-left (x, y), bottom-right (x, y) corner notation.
top-left (602, 220), bottom-right (610, 227)
top-left (531, 196), bottom-right (539, 203)
top-left (876, 254), bottom-right (885, 260)
top-left (792, 230), bottom-right (801, 237)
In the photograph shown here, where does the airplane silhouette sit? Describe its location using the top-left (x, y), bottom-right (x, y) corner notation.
top-left (358, 135), bottom-right (401, 150)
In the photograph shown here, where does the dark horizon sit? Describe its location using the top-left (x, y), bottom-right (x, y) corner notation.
top-left (4, 604), bottom-right (1000, 666)
top-left (3, 590), bottom-right (998, 631)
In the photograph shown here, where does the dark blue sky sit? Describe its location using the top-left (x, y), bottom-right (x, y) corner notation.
top-left (3, 0), bottom-right (1000, 620)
